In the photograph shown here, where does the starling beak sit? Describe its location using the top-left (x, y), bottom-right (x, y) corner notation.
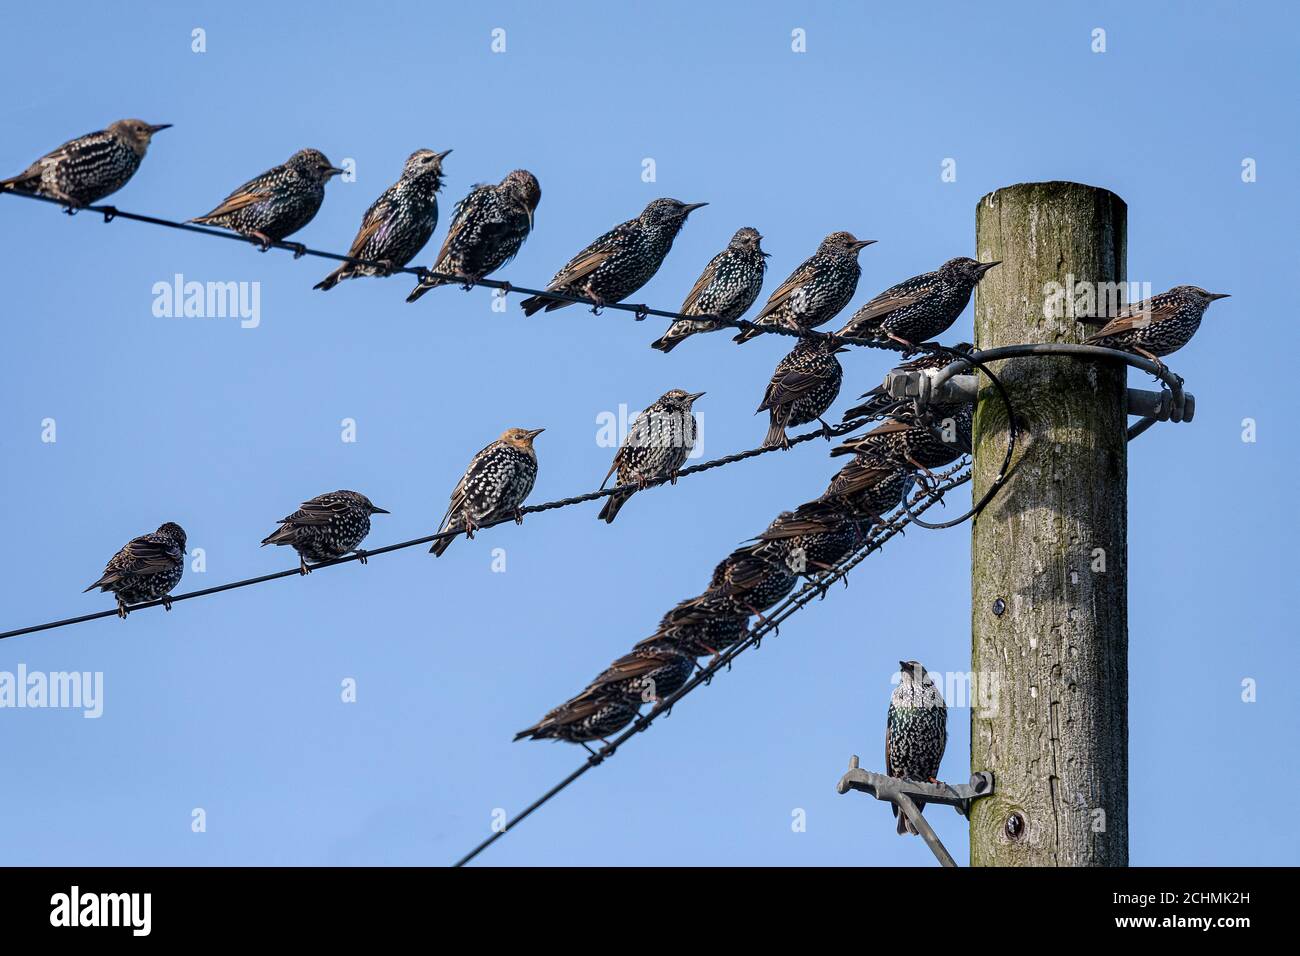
top-left (432, 428), bottom-right (542, 556)
top-left (519, 198), bottom-right (705, 316)
top-left (598, 389), bottom-right (703, 523)
top-left (84, 522), bottom-right (187, 618)
top-left (260, 490), bottom-right (387, 572)
top-left (886, 658), bottom-right (948, 835)
top-left (837, 257), bottom-right (997, 343)
top-left (733, 231), bottom-right (872, 343)
top-left (3, 119), bottom-right (170, 208)
top-left (651, 227), bottom-right (768, 352)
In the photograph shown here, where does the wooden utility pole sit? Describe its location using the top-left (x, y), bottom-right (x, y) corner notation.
top-left (969, 182), bottom-right (1129, 866)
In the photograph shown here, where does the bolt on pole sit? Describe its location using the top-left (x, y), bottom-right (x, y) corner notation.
top-left (970, 182), bottom-right (1130, 865)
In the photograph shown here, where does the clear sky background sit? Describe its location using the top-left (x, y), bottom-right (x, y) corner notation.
top-left (1, 1), bottom-right (1296, 866)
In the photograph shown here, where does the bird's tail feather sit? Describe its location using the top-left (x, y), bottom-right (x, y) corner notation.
top-left (82, 573), bottom-right (117, 593)
top-left (895, 799), bottom-right (926, 835)
top-left (314, 268), bottom-right (346, 291)
top-left (598, 492), bottom-right (631, 523)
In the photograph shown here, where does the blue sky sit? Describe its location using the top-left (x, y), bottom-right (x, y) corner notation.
top-left (1, 1), bottom-right (1295, 866)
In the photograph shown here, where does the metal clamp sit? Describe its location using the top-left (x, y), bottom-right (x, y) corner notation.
top-left (836, 754), bottom-right (994, 867)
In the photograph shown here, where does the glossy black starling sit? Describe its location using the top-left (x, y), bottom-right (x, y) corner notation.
top-left (832, 407), bottom-right (972, 479)
top-left (821, 459), bottom-right (913, 525)
top-left (758, 338), bottom-right (848, 448)
top-left (84, 521), bottom-right (186, 618)
top-left (886, 660), bottom-right (948, 835)
top-left (431, 427), bottom-right (543, 556)
top-left (513, 690), bottom-right (639, 745)
top-left (190, 148), bottom-right (343, 253)
top-left (733, 231), bottom-right (874, 343)
top-left (752, 498), bottom-right (864, 577)
top-left (598, 389), bottom-right (704, 523)
top-left (841, 344), bottom-right (974, 422)
top-left (639, 599), bottom-right (749, 659)
top-left (651, 227), bottom-right (768, 351)
top-left (1084, 285), bottom-right (1230, 369)
top-left (837, 258), bottom-right (999, 349)
top-left (405, 169), bottom-right (541, 301)
top-left (2, 119), bottom-right (170, 208)
top-left (314, 148), bottom-right (451, 290)
top-left (518, 198), bottom-right (706, 315)
top-left (260, 490), bottom-right (389, 574)
top-left (586, 641), bottom-right (696, 706)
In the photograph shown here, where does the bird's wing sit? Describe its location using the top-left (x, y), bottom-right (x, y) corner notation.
top-left (849, 279), bottom-right (931, 327)
top-left (344, 185), bottom-right (399, 258)
top-left (192, 168), bottom-right (281, 221)
top-left (431, 186), bottom-right (490, 269)
top-left (885, 711), bottom-right (895, 778)
top-left (751, 262), bottom-right (813, 322)
top-left (591, 651), bottom-right (668, 689)
top-left (284, 495), bottom-right (349, 526)
top-left (120, 534), bottom-right (184, 574)
top-left (864, 418), bottom-right (917, 437)
top-left (547, 235), bottom-right (623, 289)
top-left (758, 367), bottom-right (834, 412)
top-left (679, 250), bottom-right (725, 314)
top-left (1085, 294), bottom-right (1179, 340)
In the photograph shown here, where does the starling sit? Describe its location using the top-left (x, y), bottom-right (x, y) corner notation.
top-left (1084, 285), bottom-right (1230, 369)
top-left (732, 231), bottom-right (874, 343)
top-left (431, 427), bottom-right (543, 556)
top-left (703, 545), bottom-right (799, 622)
top-left (513, 690), bottom-right (639, 745)
top-left (757, 337), bottom-right (849, 448)
top-left (518, 198), bottom-right (707, 315)
top-left (841, 343), bottom-right (974, 422)
top-left (260, 490), bottom-right (389, 574)
top-left (190, 148), bottom-right (344, 254)
top-left (638, 600), bottom-right (750, 659)
top-left (650, 227), bottom-right (768, 352)
top-left (405, 169), bottom-right (541, 301)
top-left (837, 258), bottom-right (999, 349)
top-left (886, 660), bottom-right (948, 835)
top-left (831, 407), bottom-right (972, 478)
top-left (585, 641), bottom-right (696, 706)
top-left (314, 148), bottom-right (451, 291)
top-left (752, 498), bottom-right (864, 577)
top-left (2, 119), bottom-right (170, 208)
top-left (84, 522), bottom-right (186, 618)
top-left (821, 458), bottom-right (913, 525)
top-left (597, 389), bottom-right (705, 523)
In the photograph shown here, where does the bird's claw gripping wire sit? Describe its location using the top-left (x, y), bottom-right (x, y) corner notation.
top-left (632, 304), bottom-right (649, 322)
top-left (288, 242), bottom-right (307, 259)
top-left (100, 206), bottom-right (118, 223)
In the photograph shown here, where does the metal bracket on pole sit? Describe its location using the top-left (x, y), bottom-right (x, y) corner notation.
top-left (836, 754), bottom-right (995, 868)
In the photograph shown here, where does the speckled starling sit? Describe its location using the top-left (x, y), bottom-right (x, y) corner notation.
top-left (598, 389), bottom-right (704, 523)
top-left (83, 521), bottom-right (186, 618)
top-left (758, 337), bottom-right (848, 448)
top-left (704, 545), bottom-right (799, 621)
top-left (314, 148), bottom-right (451, 291)
top-left (733, 232), bottom-right (874, 343)
top-left (431, 427), bottom-right (543, 556)
top-left (832, 407), bottom-right (972, 478)
top-left (752, 498), bottom-right (864, 577)
top-left (639, 599), bottom-right (750, 659)
top-left (190, 148), bottom-right (343, 253)
top-left (513, 690), bottom-right (639, 745)
top-left (841, 344), bottom-right (974, 422)
top-left (1084, 285), bottom-right (1230, 369)
top-left (886, 660), bottom-right (948, 835)
top-left (260, 490), bottom-right (389, 574)
top-left (586, 641), bottom-right (696, 706)
top-left (821, 459), bottom-right (913, 525)
top-left (518, 198), bottom-right (707, 315)
top-left (837, 258), bottom-right (999, 349)
top-left (2, 119), bottom-right (170, 208)
top-left (406, 169), bottom-right (541, 301)
top-left (651, 227), bottom-right (768, 352)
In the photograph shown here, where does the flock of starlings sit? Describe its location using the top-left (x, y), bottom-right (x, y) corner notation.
top-left (4, 120), bottom-right (1229, 832)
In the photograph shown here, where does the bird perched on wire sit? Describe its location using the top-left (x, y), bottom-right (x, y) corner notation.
top-left (832, 406), bottom-right (972, 482)
top-left (733, 231), bottom-right (874, 343)
top-left (821, 459), bottom-right (914, 526)
top-left (703, 545), bottom-right (798, 623)
top-left (514, 689), bottom-right (639, 746)
top-left (584, 641), bottom-right (696, 707)
top-left (314, 148), bottom-right (451, 291)
top-left (837, 258), bottom-right (999, 349)
top-left (405, 169), bottom-right (541, 302)
top-left (431, 427), bottom-right (543, 556)
top-left (518, 198), bottom-right (707, 315)
top-left (651, 227), bottom-right (768, 352)
top-left (2, 119), bottom-right (171, 209)
top-left (752, 498), bottom-right (863, 577)
top-left (83, 522), bottom-right (187, 619)
top-left (842, 344), bottom-right (974, 422)
top-left (639, 599), bottom-right (749, 659)
top-left (597, 388), bottom-right (705, 523)
top-left (189, 148), bottom-right (344, 255)
top-left (757, 337), bottom-right (849, 448)
top-left (1083, 285), bottom-right (1230, 370)
top-left (260, 490), bottom-right (389, 574)
top-left (887, 660), bottom-right (948, 835)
